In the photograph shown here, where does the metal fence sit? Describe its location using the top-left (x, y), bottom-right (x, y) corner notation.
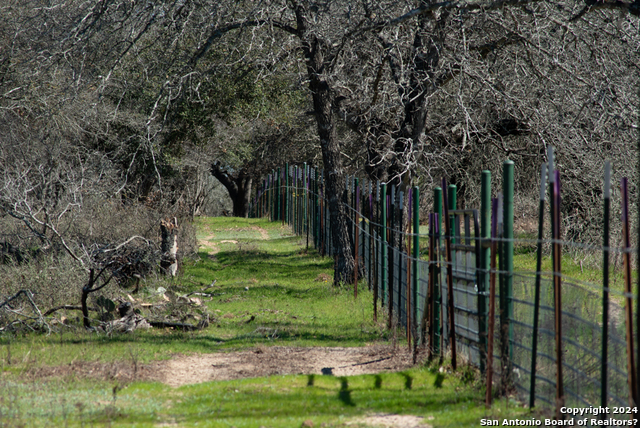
top-left (250, 152), bottom-right (638, 424)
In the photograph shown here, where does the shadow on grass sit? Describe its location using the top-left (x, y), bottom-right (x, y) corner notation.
top-left (160, 371), bottom-right (486, 424)
top-left (339, 377), bottom-right (355, 406)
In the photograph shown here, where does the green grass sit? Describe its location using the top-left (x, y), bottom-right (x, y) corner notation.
top-left (0, 217), bottom-right (548, 427)
top-left (0, 366), bottom-right (531, 427)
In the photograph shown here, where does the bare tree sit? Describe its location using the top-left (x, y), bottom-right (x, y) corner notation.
top-left (6, 0), bottom-right (638, 284)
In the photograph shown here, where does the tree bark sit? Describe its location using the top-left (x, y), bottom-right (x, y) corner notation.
top-left (232, 174), bottom-right (252, 218)
top-left (295, 3), bottom-right (355, 285)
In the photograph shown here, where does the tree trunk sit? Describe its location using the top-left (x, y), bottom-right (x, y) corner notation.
top-left (210, 163), bottom-right (252, 218)
top-left (81, 269), bottom-right (94, 329)
top-left (296, 4), bottom-right (355, 285)
top-left (231, 175), bottom-right (252, 218)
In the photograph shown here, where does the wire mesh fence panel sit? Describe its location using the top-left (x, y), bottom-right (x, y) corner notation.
top-left (399, 251), bottom-right (408, 330)
top-left (440, 267), bottom-right (449, 354)
top-left (418, 260), bottom-right (429, 344)
top-left (511, 271), bottom-right (554, 405)
top-left (510, 263), bottom-right (634, 422)
top-left (606, 298), bottom-right (632, 408)
top-left (362, 220), bottom-right (370, 288)
top-left (392, 246), bottom-right (399, 321)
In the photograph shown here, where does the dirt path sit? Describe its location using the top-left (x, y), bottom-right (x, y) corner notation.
top-left (198, 234), bottom-right (219, 253)
top-left (250, 225), bottom-right (269, 240)
top-left (25, 346), bottom-right (430, 427)
top-left (197, 226), bottom-right (269, 254)
top-left (26, 345), bottom-right (416, 388)
top-left (153, 345), bottom-right (414, 387)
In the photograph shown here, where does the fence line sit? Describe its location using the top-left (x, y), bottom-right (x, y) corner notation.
top-left (250, 154), bottom-right (638, 423)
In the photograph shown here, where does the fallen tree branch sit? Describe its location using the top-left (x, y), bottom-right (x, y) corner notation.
top-left (0, 289), bottom-right (32, 310)
top-left (0, 289), bottom-right (49, 333)
top-left (43, 305), bottom-right (99, 316)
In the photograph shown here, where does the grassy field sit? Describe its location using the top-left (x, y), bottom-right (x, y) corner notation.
top-left (0, 217), bottom-right (535, 427)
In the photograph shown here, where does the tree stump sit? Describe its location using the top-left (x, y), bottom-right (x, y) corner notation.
top-left (160, 218), bottom-right (179, 276)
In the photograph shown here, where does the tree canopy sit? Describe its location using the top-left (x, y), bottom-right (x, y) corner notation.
top-left (1, 0), bottom-right (638, 281)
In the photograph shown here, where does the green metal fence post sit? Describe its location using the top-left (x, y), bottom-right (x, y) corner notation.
top-left (501, 160), bottom-right (514, 388)
top-left (448, 184), bottom-right (457, 239)
top-left (433, 187), bottom-right (442, 356)
top-left (381, 183), bottom-right (388, 307)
